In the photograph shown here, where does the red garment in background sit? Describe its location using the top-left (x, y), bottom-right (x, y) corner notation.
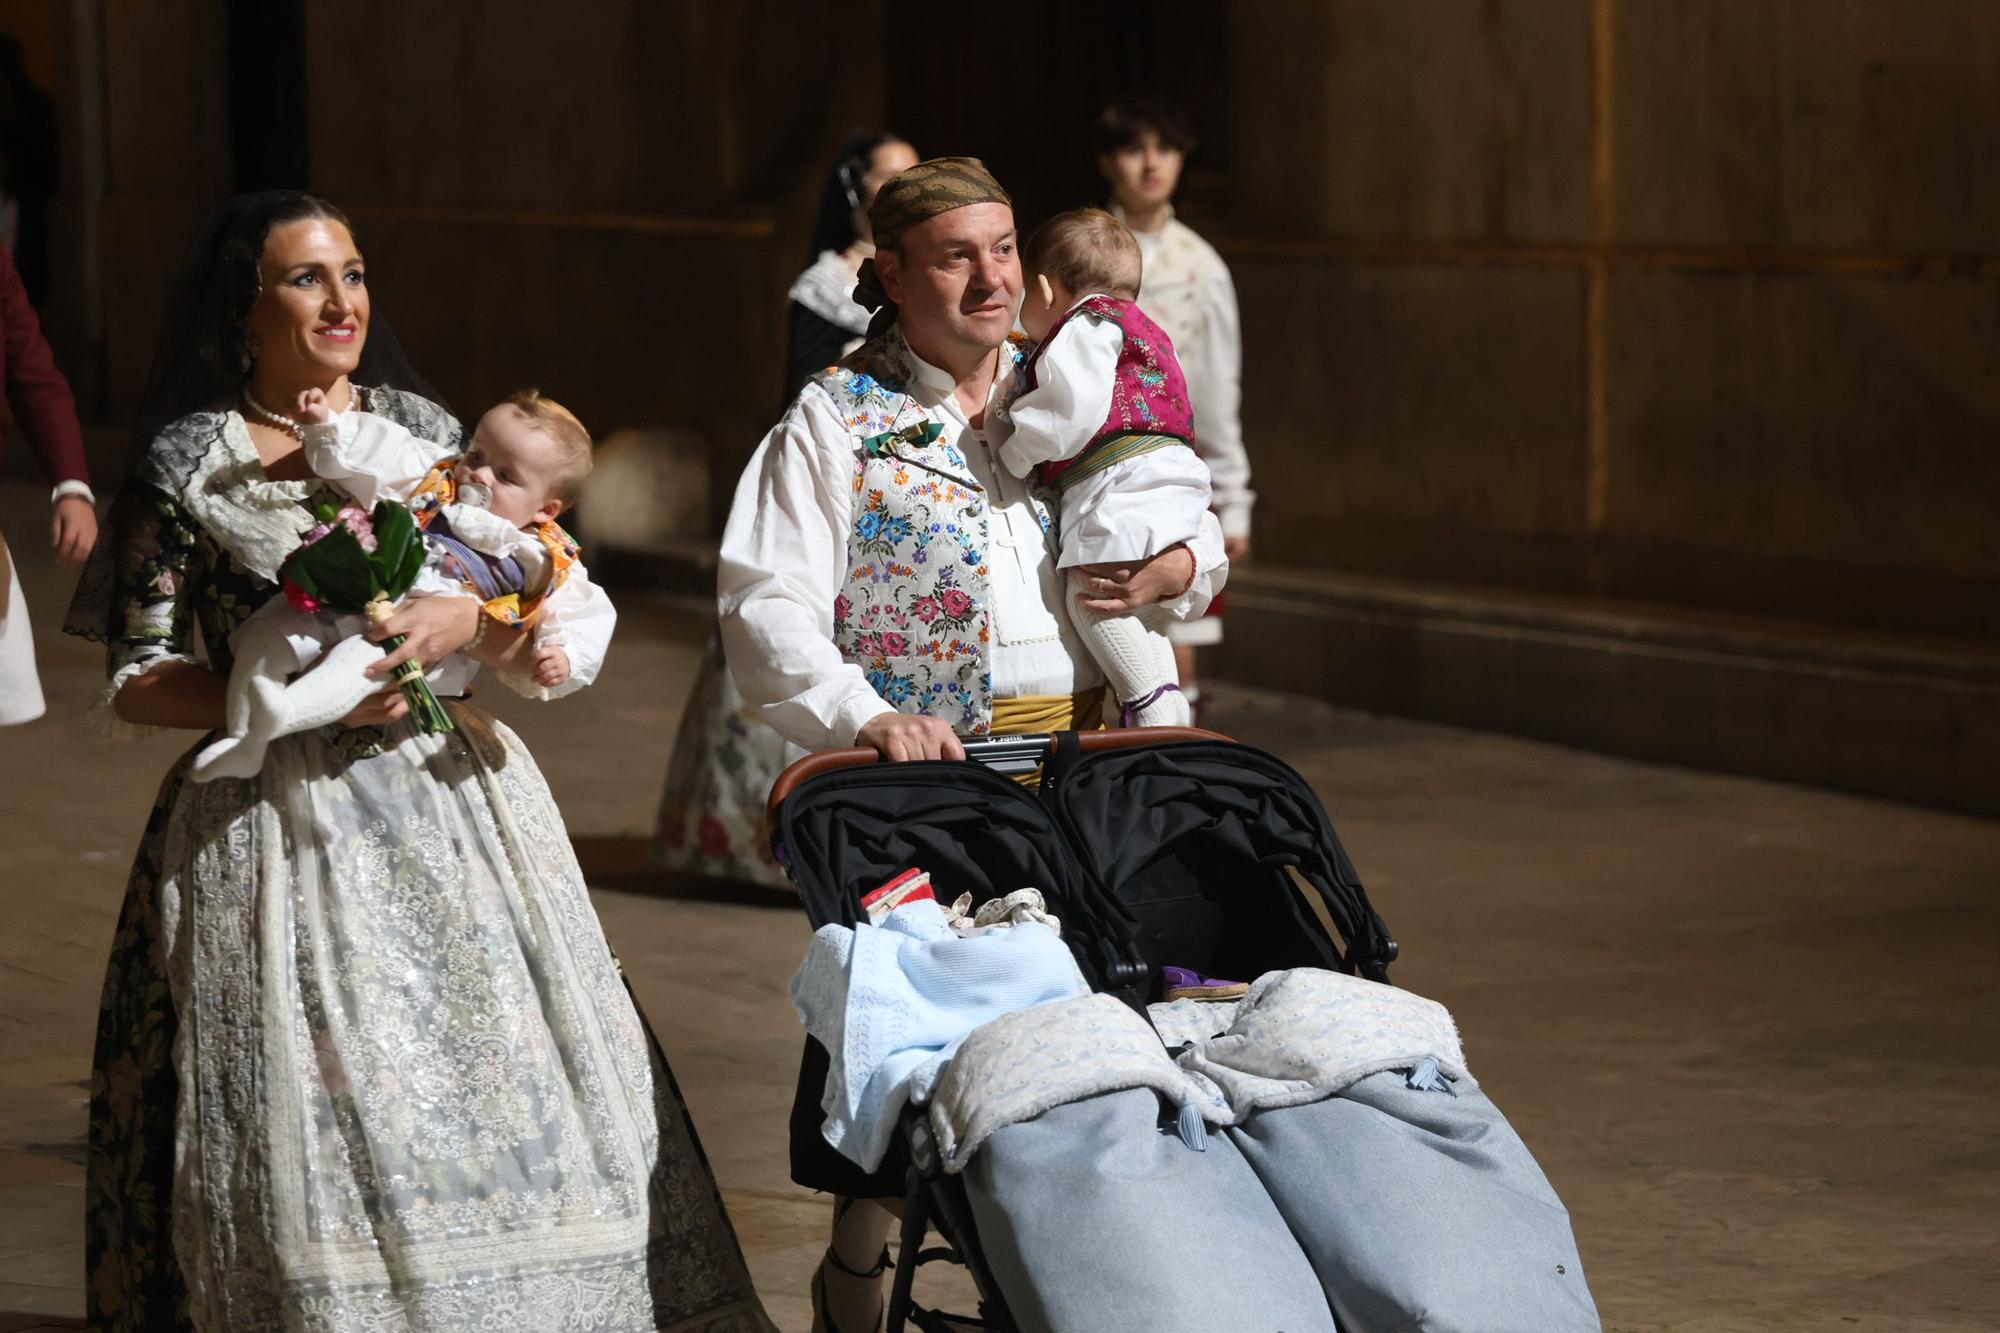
top-left (0, 245), bottom-right (85, 487)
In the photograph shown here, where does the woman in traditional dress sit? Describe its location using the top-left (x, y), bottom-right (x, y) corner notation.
top-left (651, 132), bottom-right (915, 890)
top-left (68, 191), bottom-right (772, 1332)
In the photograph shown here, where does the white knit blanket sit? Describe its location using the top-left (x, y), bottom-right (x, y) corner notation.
top-left (928, 968), bottom-right (1470, 1174)
top-left (928, 994), bottom-right (1225, 1173)
top-left (1174, 967), bottom-right (1470, 1114)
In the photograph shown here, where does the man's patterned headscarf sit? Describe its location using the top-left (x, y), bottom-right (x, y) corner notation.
top-left (854, 156), bottom-right (1013, 335)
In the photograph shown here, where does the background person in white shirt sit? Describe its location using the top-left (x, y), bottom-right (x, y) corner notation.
top-left (717, 156), bottom-right (1226, 1329)
top-left (1098, 96), bottom-right (1255, 717)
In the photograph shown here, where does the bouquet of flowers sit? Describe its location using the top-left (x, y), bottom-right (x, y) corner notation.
top-left (280, 500), bottom-right (454, 734)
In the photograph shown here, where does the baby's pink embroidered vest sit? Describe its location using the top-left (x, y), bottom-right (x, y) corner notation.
top-left (1025, 294), bottom-right (1197, 486)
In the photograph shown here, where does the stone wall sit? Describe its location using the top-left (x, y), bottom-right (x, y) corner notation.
top-left (58, 0), bottom-right (2000, 641)
top-left (84, 0), bottom-right (891, 529)
top-left (1229, 0), bottom-right (2000, 639)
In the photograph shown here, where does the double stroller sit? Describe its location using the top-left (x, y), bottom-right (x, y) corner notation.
top-left (770, 729), bottom-right (1594, 1332)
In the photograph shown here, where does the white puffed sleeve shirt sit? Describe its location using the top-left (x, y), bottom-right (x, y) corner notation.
top-left (719, 339), bottom-right (1228, 754)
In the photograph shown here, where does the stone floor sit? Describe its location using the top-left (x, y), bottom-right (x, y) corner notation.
top-left (1, 478), bottom-right (1996, 1332)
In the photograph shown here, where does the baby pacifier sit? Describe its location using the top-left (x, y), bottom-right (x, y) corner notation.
top-left (456, 479), bottom-right (492, 510)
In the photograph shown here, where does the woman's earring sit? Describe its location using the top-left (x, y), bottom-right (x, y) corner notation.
top-left (239, 332), bottom-right (259, 373)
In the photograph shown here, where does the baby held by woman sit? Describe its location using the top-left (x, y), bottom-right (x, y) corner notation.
top-left (192, 388), bottom-right (614, 781)
top-left (998, 208), bottom-right (1212, 727)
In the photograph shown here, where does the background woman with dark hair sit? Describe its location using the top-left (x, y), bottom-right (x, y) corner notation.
top-left (783, 130), bottom-right (917, 399)
top-left (69, 191), bottom-right (770, 1331)
top-left (652, 131), bottom-right (916, 892)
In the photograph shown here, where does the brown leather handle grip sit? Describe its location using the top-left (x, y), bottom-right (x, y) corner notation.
top-left (765, 725), bottom-right (1229, 825)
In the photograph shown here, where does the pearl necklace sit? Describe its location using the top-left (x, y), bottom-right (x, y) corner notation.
top-left (241, 390), bottom-right (303, 440)
top-left (242, 385), bottom-right (361, 440)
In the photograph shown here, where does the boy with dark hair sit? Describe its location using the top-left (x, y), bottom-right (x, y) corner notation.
top-left (1095, 96), bottom-right (1254, 715)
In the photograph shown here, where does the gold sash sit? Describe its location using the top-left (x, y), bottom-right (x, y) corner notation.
top-left (989, 688), bottom-right (1106, 785)
top-left (991, 688), bottom-right (1105, 736)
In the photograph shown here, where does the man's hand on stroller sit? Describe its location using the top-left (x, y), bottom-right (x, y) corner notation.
top-left (857, 713), bottom-right (967, 763)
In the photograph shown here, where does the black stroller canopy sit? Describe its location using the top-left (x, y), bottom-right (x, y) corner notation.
top-left (777, 760), bottom-right (1132, 985)
top-left (775, 736), bottom-right (1396, 1000)
top-left (1047, 737), bottom-right (1396, 987)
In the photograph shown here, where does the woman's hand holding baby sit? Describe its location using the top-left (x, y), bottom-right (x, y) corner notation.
top-left (338, 689), bottom-right (410, 728)
top-left (365, 596), bottom-right (479, 679)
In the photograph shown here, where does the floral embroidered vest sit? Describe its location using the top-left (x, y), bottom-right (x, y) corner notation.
top-left (812, 331), bottom-right (1040, 736)
top-left (1026, 294), bottom-right (1197, 486)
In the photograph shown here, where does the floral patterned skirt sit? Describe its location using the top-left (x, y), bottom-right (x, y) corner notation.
top-left (651, 636), bottom-right (791, 889)
top-left (87, 707), bottom-right (773, 1332)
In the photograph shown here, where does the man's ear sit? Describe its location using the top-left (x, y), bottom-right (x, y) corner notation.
top-left (536, 497), bottom-right (565, 526)
top-left (875, 248), bottom-right (904, 305)
top-left (1095, 152), bottom-right (1117, 184)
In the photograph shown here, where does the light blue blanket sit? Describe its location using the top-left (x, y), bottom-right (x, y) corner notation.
top-left (789, 899), bottom-right (1088, 1170)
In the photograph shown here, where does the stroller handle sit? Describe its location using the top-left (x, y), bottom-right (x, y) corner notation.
top-left (766, 725), bottom-right (1227, 824)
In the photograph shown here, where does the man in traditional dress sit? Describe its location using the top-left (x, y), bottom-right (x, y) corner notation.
top-left (717, 156), bottom-right (1227, 1329)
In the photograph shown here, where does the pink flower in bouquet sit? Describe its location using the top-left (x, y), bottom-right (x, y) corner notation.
top-left (283, 578), bottom-right (322, 614)
top-left (342, 506), bottom-right (378, 552)
top-left (303, 505), bottom-right (379, 553)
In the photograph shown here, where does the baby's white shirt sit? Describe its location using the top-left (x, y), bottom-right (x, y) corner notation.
top-left (995, 297), bottom-right (1125, 478)
top-left (300, 412), bottom-right (615, 700)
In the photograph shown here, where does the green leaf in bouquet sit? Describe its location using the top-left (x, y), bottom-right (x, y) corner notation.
top-left (368, 500), bottom-right (427, 597)
top-left (286, 526), bottom-right (374, 611)
top-left (284, 560), bottom-right (324, 600)
top-left (400, 538), bottom-right (426, 594)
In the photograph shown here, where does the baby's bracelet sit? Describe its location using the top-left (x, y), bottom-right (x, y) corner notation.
top-left (469, 609), bottom-right (490, 653)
